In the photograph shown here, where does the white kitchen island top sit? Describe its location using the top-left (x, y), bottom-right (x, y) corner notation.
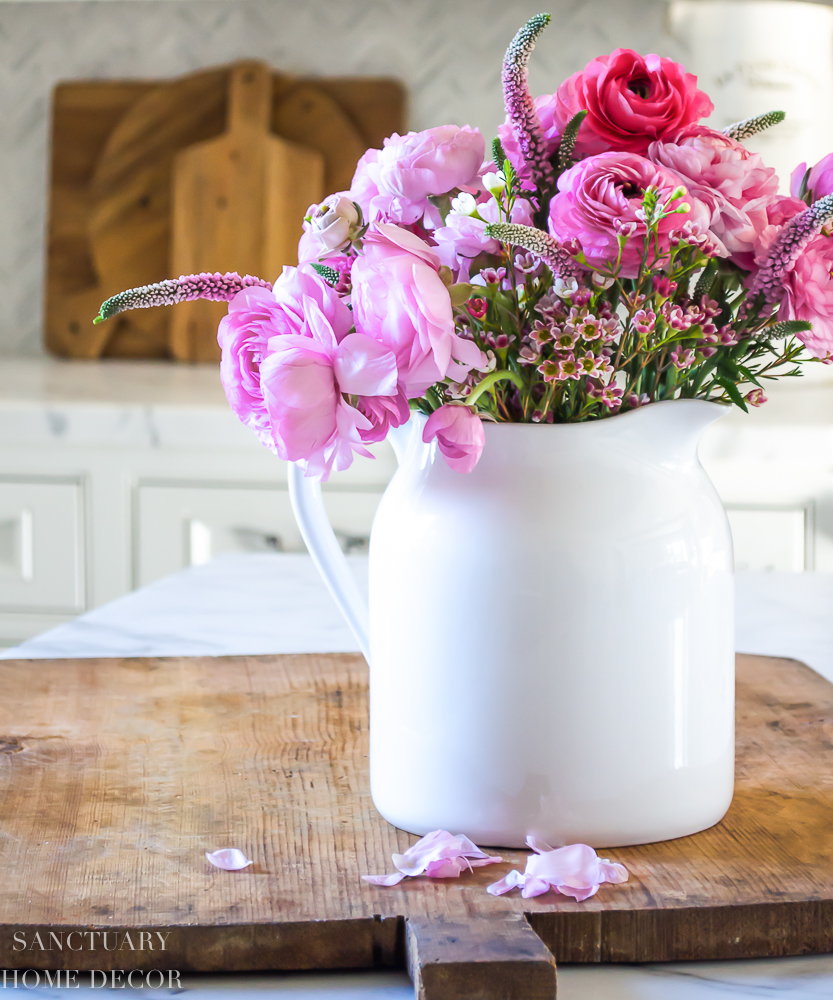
top-left (3, 555), bottom-right (833, 998)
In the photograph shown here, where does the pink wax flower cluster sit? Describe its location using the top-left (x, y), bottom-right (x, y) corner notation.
top-left (99, 14), bottom-right (832, 478)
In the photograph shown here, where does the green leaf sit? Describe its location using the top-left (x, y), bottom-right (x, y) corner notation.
top-left (311, 263), bottom-right (340, 287)
top-left (556, 110), bottom-right (587, 172)
top-left (449, 283), bottom-right (474, 307)
top-left (716, 375), bottom-right (748, 412)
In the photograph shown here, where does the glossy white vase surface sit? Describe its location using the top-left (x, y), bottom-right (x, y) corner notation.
top-left (290, 399), bottom-right (735, 849)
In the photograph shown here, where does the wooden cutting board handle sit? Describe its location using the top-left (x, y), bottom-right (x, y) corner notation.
top-left (170, 62), bottom-right (324, 362)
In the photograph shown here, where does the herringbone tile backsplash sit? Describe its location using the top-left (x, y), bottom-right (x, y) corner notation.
top-left (0, 0), bottom-right (681, 355)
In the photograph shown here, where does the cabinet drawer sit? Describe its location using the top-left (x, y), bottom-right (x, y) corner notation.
top-left (134, 481), bottom-right (382, 587)
top-left (0, 478), bottom-right (85, 612)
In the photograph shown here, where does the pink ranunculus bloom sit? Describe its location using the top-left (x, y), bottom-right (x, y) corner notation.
top-left (648, 127), bottom-right (779, 259)
top-left (776, 233), bottom-right (833, 358)
top-left (218, 267), bottom-right (353, 447)
top-left (301, 192), bottom-right (360, 258)
top-left (738, 194), bottom-right (808, 274)
top-left (555, 49), bottom-right (713, 155)
top-left (432, 198), bottom-right (534, 280)
top-left (791, 153), bottom-right (833, 202)
top-left (260, 293), bottom-right (401, 479)
top-left (351, 223), bottom-right (486, 395)
top-left (548, 152), bottom-right (707, 277)
top-left (487, 836), bottom-right (628, 901)
top-left (362, 829), bottom-right (502, 887)
top-left (349, 126), bottom-right (485, 229)
top-left (422, 404), bottom-right (486, 473)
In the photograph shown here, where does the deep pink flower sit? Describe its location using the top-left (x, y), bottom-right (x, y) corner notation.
top-left (648, 127), bottom-right (778, 258)
top-left (556, 49), bottom-right (713, 155)
top-left (548, 152), bottom-right (706, 277)
top-left (218, 268), bottom-right (352, 448)
top-left (791, 153), bottom-right (833, 201)
top-left (423, 405), bottom-right (485, 473)
top-left (349, 126), bottom-right (485, 229)
top-left (746, 388), bottom-right (767, 407)
top-left (487, 837), bottom-right (628, 901)
top-left (776, 233), bottom-right (833, 358)
top-left (362, 829), bottom-right (502, 887)
top-left (351, 223), bottom-right (485, 395)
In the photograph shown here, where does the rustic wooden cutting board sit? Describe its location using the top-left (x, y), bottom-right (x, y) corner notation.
top-left (45, 66), bottom-right (405, 360)
top-left (169, 63), bottom-right (324, 362)
top-left (0, 653), bottom-right (831, 1000)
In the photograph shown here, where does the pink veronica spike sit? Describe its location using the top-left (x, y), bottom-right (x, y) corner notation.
top-left (95, 272), bottom-right (273, 323)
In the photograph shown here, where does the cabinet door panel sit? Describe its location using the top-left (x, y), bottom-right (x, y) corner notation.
top-left (0, 479), bottom-right (85, 612)
top-left (135, 482), bottom-right (381, 587)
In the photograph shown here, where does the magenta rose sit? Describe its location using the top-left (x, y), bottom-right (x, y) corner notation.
top-left (349, 126), bottom-right (485, 229)
top-left (791, 153), bottom-right (833, 202)
top-left (556, 49), bottom-right (713, 155)
top-left (548, 152), bottom-right (707, 277)
top-left (217, 267), bottom-right (352, 446)
top-left (776, 234), bottom-right (833, 358)
top-left (648, 126), bottom-right (779, 258)
top-left (423, 404), bottom-right (485, 473)
top-left (351, 223), bottom-right (485, 395)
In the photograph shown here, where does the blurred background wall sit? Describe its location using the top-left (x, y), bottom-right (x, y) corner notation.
top-left (4, 0), bottom-right (833, 355)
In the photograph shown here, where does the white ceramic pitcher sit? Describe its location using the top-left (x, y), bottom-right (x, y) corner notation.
top-left (288, 399), bottom-right (735, 848)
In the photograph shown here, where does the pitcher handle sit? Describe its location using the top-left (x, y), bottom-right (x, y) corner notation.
top-left (287, 464), bottom-right (371, 661)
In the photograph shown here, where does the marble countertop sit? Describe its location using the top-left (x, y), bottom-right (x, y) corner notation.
top-left (5, 554), bottom-right (833, 998)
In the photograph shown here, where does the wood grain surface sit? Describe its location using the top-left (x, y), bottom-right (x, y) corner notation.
top-left (44, 67), bottom-right (404, 360)
top-left (0, 653), bottom-right (830, 997)
top-left (169, 63), bottom-right (324, 362)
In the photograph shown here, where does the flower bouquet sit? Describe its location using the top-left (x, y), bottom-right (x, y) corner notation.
top-left (98, 13), bottom-right (833, 481)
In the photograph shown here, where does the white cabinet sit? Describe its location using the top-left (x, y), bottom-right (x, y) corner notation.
top-left (134, 481), bottom-right (383, 587)
top-left (0, 477), bottom-right (85, 612)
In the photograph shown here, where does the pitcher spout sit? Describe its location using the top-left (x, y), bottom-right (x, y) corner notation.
top-left (614, 398), bottom-right (729, 464)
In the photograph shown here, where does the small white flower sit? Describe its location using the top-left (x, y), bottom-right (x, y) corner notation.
top-left (592, 273), bottom-right (615, 289)
top-left (305, 194), bottom-right (360, 251)
top-left (450, 191), bottom-right (478, 216)
top-left (482, 171), bottom-right (506, 197)
top-left (553, 277), bottom-right (579, 297)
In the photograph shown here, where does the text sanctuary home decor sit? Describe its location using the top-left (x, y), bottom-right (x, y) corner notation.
top-left (98, 13), bottom-right (832, 478)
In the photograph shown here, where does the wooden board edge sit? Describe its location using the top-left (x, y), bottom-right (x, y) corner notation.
top-left (406, 916), bottom-right (556, 1000)
top-left (527, 899), bottom-right (833, 962)
top-left (0, 917), bottom-right (403, 973)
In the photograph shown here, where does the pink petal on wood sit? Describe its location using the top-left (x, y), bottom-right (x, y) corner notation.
top-left (205, 848), bottom-right (252, 870)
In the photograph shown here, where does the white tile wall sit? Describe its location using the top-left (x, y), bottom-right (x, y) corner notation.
top-left (0, 0), bottom-right (681, 356)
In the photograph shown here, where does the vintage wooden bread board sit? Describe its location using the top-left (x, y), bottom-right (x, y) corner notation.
top-left (0, 652), bottom-right (831, 1000)
top-left (45, 65), bottom-right (404, 361)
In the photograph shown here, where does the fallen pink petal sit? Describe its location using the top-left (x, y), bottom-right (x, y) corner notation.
top-left (362, 829), bottom-right (502, 886)
top-left (487, 837), bottom-right (628, 900)
top-left (205, 848), bottom-right (253, 871)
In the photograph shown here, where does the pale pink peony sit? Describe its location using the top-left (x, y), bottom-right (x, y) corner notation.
top-left (648, 126), bottom-right (779, 259)
top-left (422, 405), bottom-right (485, 473)
top-left (351, 223), bottom-right (485, 395)
top-left (348, 126), bottom-right (485, 229)
top-left (548, 152), bottom-right (707, 277)
top-left (776, 233), bottom-right (833, 358)
top-left (432, 198), bottom-right (535, 279)
top-left (260, 299), bottom-right (400, 479)
top-left (362, 829), bottom-right (502, 886)
top-left (791, 153), bottom-right (833, 202)
top-left (218, 267), bottom-right (352, 447)
top-left (554, 50), bottom-right (713, 155)
top-left (487, 836), bottom-right (628, 901)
